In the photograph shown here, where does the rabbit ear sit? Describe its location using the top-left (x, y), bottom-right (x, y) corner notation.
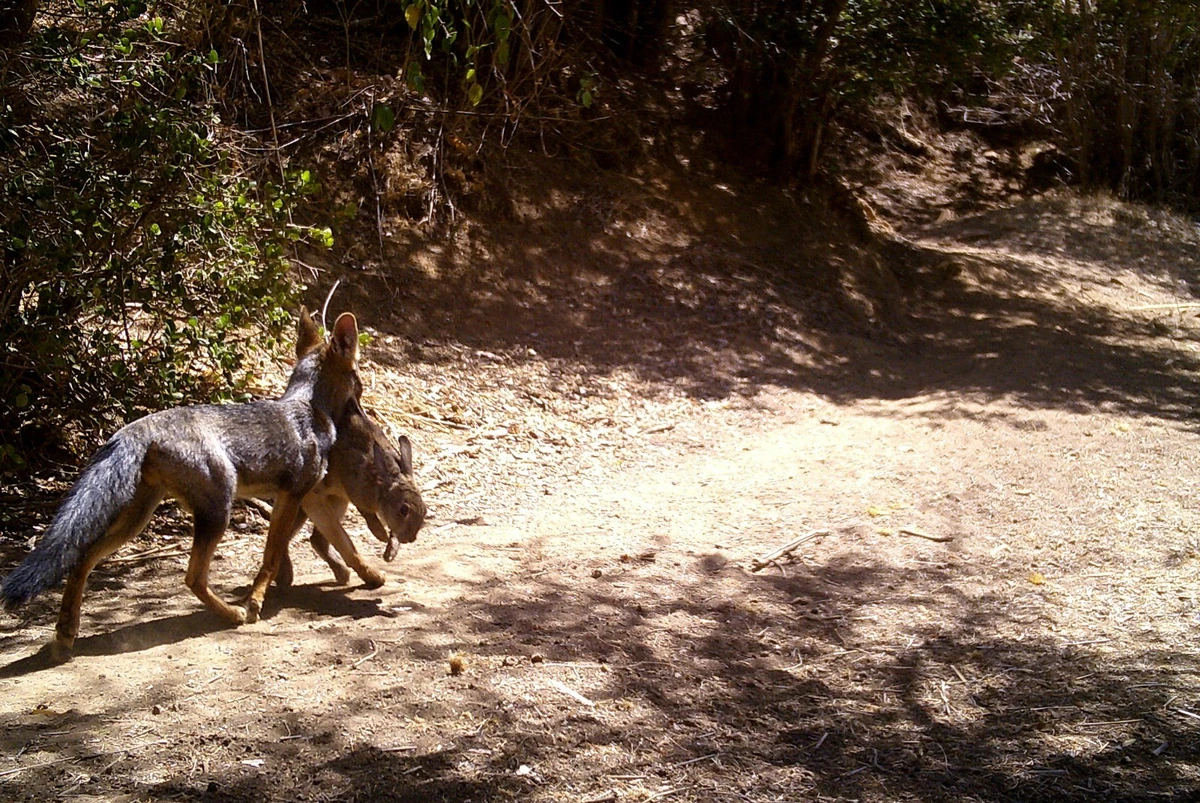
top-left (372, 439), bottom-right (391, 477)
top-left (362, 511), bottom-right (390, 544)
top-left (296, 307), bottom-right (322, 357)
top-left (397, 435), bottom-right (414, 477)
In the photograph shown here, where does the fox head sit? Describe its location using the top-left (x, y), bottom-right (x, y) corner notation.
top-left (296, 307), bottom-right (358, 363)
top-left (292, 306), bottom-right (362, 419)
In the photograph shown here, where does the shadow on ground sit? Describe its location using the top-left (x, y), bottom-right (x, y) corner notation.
top-left (2, 551), bottom-right (1195, 802)
top-left (328, 170), bottom-right (1200, 429)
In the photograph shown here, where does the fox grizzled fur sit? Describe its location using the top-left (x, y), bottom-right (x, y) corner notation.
top-left (0, 308), bottom-right (361, 657)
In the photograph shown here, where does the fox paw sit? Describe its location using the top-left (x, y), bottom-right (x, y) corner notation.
top-left (241, 600), bottom-right (260, 625)
top-left (47, 639), bottom-right (74, 665)
top-left (360, 569), bottom-right (386, 590)
top-left (274, 561), bottom-right (294, 590)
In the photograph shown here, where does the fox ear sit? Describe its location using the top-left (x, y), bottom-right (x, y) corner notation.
top-left (296, 307), bottom-right (321, 358)
top-left (330, 312), bottom-right (359, 363)
top-left (397, 435), bottom-right (413, 477)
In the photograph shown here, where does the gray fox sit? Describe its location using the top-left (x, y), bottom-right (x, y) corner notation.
top-left (273, 397), bottom-right (427, 590)
top-left (0, 308), bottom-right (362, 656)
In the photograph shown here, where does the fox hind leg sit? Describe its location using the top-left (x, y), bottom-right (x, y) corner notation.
top-left (310, 529), bottom-right (352, 585)
top-left (184, 494), bottom-right (248, 625)
top-left (54, 486), bottom-right (163, 659)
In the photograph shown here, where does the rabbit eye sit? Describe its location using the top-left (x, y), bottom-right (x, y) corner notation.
top-left (399, 503), bottom-right (411, 517)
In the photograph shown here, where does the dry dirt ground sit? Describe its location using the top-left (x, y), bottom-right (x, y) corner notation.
top-left (3, 180), bottom-right (1200, 802)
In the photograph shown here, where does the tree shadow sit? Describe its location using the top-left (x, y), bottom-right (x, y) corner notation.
top-left (324, 165), bottom-right (1200, 431)
top-left (0, 577), bottom-right (407, 675)
top-left (0, 545), bottom-right (1196, 801)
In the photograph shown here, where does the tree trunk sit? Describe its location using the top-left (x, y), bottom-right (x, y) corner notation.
top-left (0, 0), bottom-right (38, 46)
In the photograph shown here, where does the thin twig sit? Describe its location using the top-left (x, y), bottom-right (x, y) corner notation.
top-left (898, 527), bottom-right (953, 543)
top-left (352, 640), bottom-right (379, 669)
top-left (581, 792), bottom-right (617, 803)
top-left (366, 400), bottom-right (472, 431)
top-left (0, 739), bottom-right (169, 779)
top-left (249, 0), bottom-right (287, 194)
top-left (547, 678), bottom-right (594, 707)
top-left (1129, 302), bottom-right (1200, 311)
top-left (320, 279), bottom-right (342, 331)
top-left (107, 545), bottom-right (189, 564)
top-left (750, 530), bottom-right (831, 572)
top-left (670, 752), bottom-right (719, 768)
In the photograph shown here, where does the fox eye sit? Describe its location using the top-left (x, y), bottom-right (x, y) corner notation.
top-left (399, 503), bottom-right (410, 517)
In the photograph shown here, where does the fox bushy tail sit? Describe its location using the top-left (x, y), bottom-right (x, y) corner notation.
top-left (1, 437), bottom-right (144, 607)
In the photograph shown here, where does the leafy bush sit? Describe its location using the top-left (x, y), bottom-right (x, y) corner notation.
top-left (0, 5), bottom-right (325, 465)
top-left (1014, 1), bottom-right (1200, 204)
top-left (693, 0), bottom-right (1013, 176)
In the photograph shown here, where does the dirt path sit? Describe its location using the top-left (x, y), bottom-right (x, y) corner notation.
top-left (2, 191), bottom-right (1200, 801)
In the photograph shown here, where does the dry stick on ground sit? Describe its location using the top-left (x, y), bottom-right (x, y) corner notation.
top-left (582, 793), bottom-right (618, 803)
top-left (1128, 302), bottom-right (1200, 311)
top-left (670, 752), bottom-right (720, 768)
top-left (548, 678), bottom-right (595, 707)
top-left (106, 545), bottom-right (192, 564)
top-left (749, 530), bottom-right (831, 572)
top-left (352, 639), bottom-right (379, 669)
top-left (243, 498), bottom-right (274, 522)
top-left (0, 739), bottom-right (170, 779)
top-left (366, 400), bottom-right (472, 431)
top-left (898, 526), bottom-right (954, 543)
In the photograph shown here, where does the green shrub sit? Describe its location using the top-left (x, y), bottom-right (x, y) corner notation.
top-left (0, 5), bottom-right (325, 465)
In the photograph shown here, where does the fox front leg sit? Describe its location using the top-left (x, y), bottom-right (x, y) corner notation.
top-left (243, 492), bottom-right (307, 623)
top-left (304, 495), bottom-right (385, 588)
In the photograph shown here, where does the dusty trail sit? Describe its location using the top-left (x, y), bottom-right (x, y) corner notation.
top-left (2, 191), bottom-right (1200, 801)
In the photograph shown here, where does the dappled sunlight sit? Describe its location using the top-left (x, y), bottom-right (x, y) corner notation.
top-left (326, 165), bottom-right (1200, 441)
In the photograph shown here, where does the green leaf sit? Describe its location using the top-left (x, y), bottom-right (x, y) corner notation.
top-left (467, 83), bottom-right (483, 106)
top-left (406, 62), bottom-right (426, 93)
top-left (371, 104), bottom-right (396, 133)
top-left (405, 3), bottom-right (422, 30)
top-left (494, 12), bottom-right (510, 40)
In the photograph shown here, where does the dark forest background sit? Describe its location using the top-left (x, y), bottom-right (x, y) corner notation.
top-left (3, 0), bottom-right (1199, 466)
